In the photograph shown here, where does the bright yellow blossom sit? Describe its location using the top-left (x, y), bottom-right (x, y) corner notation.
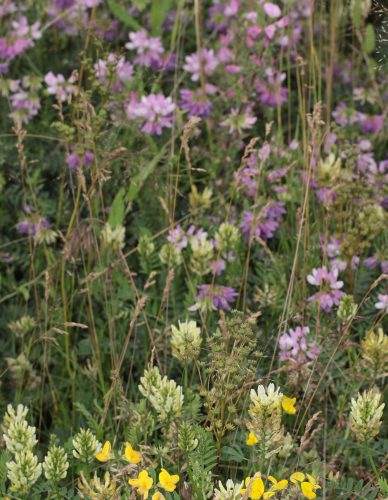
top-left (246, 432), bottom-right (259, 446)
top-left (240, 476), bottom-right (265, 499)
top-left (124, 442), bottom-right (141, 464)
top-left (301, 482), bottom-right (316, 499)
top-left (282, 396), bottom-right (296, 415)
top-left (128, 470), bottom-right (153, 499)
top-left (159, 468), bottom-right (180, 492)
top-left (152, 493), bottom-right (165, 500)
top-left (290, 472), bottom-right (305, 483)
top-left (268, 476), bottom-right (288, 491)
top-left (301, 474), bottom-right (320, 499)
top-left (95, 441), bottom-right (114, 462)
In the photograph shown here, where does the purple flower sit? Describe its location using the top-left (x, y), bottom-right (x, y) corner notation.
top-left (180, 88), bottom-right (213, 118)
top-left (189, 284), bottom-right (238, 311)
top-left (125, 29), bottom-right (164, 68)
top-left (256, 69), bottom-right (287, 107)
top-left (17, 216), bottom-right (50, 236)
top-left (241, 201), bottom-right (285, 241)
top-left (183, 49), bottom-right (218, 82)
top-left (126, 93), bottom-right (175, 135)
top-left (66, 150), bottom-right (94, 171)
top-left (358, 114), bottom-right (384, 134)
top-left (307, 266), bottom-right (344, 312)
top-left (375, 294), bottom-right (388, 313)
top-left (279, 326), bottom-right (320, 363)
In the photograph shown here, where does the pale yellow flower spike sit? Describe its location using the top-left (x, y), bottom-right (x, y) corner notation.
top-left (246, 432), bottom-right (259, 446)
top-left (95, 441), bottom-right (113, 462)
top-left (124, 442), bottom-right (141, 464)
top-left (282, 396), bottom-right (297, 415)
top-left (159, 468), bottom-right (180, 492)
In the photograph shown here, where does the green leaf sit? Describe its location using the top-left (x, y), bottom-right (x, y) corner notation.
top-left (126, 143), bottom-right (168, 208)
top-left (107, 0), bottom-right (142, 30)
top-left (352, 0), bottom-right (362, 29)
top-left (220, 445), bottom-right (246, 463)
top-left (364, 24), bottom-right (375, 54)
top-left (109, 188), bottom-right (125, 228)
top-left (150, 0), bottom-right (173, 35)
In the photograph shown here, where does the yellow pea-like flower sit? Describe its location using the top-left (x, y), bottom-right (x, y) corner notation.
top-left (124, 442), bottom-right (141, 464)
top-left (246, 432), bottom-right (259, 446)
top-left (95, 441), bottom-right (113, 462)
top-left (159, 468), bottom-right (180, 492)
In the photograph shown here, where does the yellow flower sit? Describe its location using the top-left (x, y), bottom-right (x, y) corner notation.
top-left (124, 442), bottom-right (141, 464)
top-left (95, 441), bottom-right (114, 462)
top-left (128, 470), bottom-right (153, 499)
top-left (158, 468), bottom-right (180, 492)
top-left (301, 474), bottom-right (321, 499)
top-left (301, 482), bottom-right (316, 499)
top-left (267, 476), bottom-right (288, 491)
top-left (290, 472), bottom-right (305, 483)
top-left (282, 396), bottom-right (296, 415)
top-left (246, 432), bottom-right (259, 446)
top-left (240, 476), bottom-right (265, 499)
top-left (152, 493), bottom-right (165, 500)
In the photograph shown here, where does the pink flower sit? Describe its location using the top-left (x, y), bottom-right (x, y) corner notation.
top-left (126, 93), bottom-right (175, 135)
top-left (44, 72), bottom-right (75, 102)
top-left (307, 266), bottom-right (344, 312)
top-left (256, 69), bottom-right (287, 107)
top-left (125, 29), bottom-right (164, 68)
top-left (263, 2), bottom-right (282, 18)
top-left (375, 294), bottom-right (388, 313)
top-left (279, 326), bottom-right (320, 363)
top-left (183, 49), bottom-right (218, 82)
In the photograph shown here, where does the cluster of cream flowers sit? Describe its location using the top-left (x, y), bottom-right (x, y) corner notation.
top-left (171, 319), bottom-right (202, 363)
top-left (2, 404), bottom-right (42, 495)
top-left (139, 366), bottom-right (184, 421)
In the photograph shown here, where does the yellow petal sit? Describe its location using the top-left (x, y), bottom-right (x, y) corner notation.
top-left (246, 432), bottom-right (259, 446)
top-left (282, 396), bottom-right (297, 415)
top-left (301, 481), bottom-right (316, 499)
top-left (267, 475), bottom-right (277, 484)
top-left (124, 442), bottom-right (141, 464)
top-left (290, 472), bottom-right (305, 483)
top-left (306, 474), bottom-right (320, 488)
top-left (263, 492), bottom-right (275, 499)
top-left (95, 441), bottom-right (112, 462)
top-left (273, 479), bottom-right (288, 491)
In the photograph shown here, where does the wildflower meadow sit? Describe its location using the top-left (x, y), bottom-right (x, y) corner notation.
top-left (0, 0), bottom-right (387, 498)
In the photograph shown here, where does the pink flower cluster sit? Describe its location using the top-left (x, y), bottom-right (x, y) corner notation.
top-left (279, 326), bottom-right (320, 364)
top-left (126, 93), bottom-right (176, 135)
top-left (307, 266), bottom-right (344, 312)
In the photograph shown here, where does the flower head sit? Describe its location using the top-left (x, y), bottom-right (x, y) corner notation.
top-left (126, 93), bottom-right (175, 135)
top-left (281, 396), bottom-right (296, 415)
top-left (129, 470), bottom-right (154, 499)
top-left (240, 476), bottom-right (265, 499)
top-left (349, 388), bottom-right (384, 441)
top-left (171, 320), bottom-right (202, 362)
top-left (159, 468), bottom-right (179, 492)
top-left (307, 266), bottom-right (344, 312)
top-left (95, 441), bottom-right (114, 462)
top-left (214, 478), bottom-right (244, 499)
top-left (124, 442), bottom-right (141, 464)
top-left (246, 432), bottom-right (259, 446)
top-left (375, 294), bottom-right (388, 313)
top-left (189, 284), bottom-right (238, 312)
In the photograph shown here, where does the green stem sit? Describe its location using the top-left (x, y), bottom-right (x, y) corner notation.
top-left (364, 442), bottom-right (379, 478)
